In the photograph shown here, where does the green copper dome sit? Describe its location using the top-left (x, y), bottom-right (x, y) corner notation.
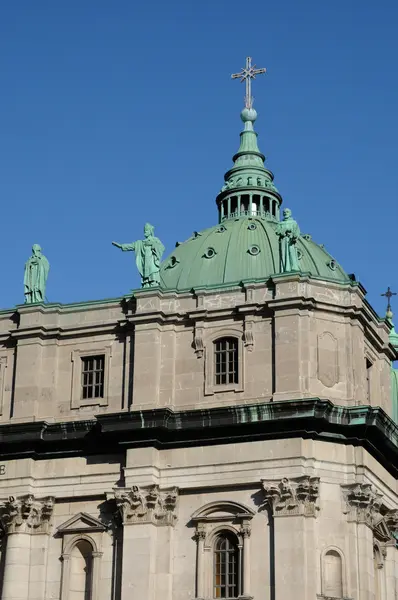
top-left (160, 216), bottom-right (350, 291)
top-left (160, 77), bottom-right (350, 292)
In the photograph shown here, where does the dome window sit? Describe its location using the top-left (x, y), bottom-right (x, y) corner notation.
top-left (166, 256), bottom-right (180, 269)
top-left (302, 234), bottom-right (312, 241)
top-left (296, 249), bottom-right (303, 260)
top-left (248, 245), bottom-right (260, 256)
top-left (217, 225), bottom-right (227, 233)
top-left (204, 247), bottom-right (216, 259)
top-left (248, 222), bottom-right (257, 231)
top-left (327, 259), bottom-right (336, 271)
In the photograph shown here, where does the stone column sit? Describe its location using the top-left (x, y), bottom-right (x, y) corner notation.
top-left (240, 523), bottom-right (251, 598)
top-left (383, 511), bottom-right (398, 600)
top-left (113, 484), bottom-right (178, 600)
top-left (0, 495), bottom-right (54, 600)
top-left (261, 476), bottom-right (320, 600)
top-left (194, 526), bottom-right (206, 600)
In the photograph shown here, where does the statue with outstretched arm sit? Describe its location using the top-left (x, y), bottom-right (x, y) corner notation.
top-left (112, 223), bottom-right (165, 288)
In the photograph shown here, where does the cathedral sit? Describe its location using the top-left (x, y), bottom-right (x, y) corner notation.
top-left (0, 57), bottom-right (397, 600)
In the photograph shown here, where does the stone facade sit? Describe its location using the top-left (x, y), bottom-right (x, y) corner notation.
top-left (0, 273), bottom-right (396, 600)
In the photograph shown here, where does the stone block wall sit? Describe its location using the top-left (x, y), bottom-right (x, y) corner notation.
top-left (0, 274), bottom-right (394, 423)
top-left (0, 439), bottom-right (396, 599)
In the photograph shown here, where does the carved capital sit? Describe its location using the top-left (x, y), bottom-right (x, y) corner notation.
top-left (384, 509), bottom-right (398, 545)
top-left (240, 523), bottom-right (251, 538)
top-left (194, 524), bottom-right (207, 542)
top-left (341, 483), bottom-right (383, 527)
top-left (261, 476), bottom-right (320, 517)
top-left (0, 495), bottom-right (55, 535)
top-left (113, 485), bottom-right (178, 526)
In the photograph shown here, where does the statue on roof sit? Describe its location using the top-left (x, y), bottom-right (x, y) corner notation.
top-left (276, 208), bottom-right (300, 272)
top-left (112, 223), bottom-right (165, 288)
top-left (24, 244), bottom-right (50, 304)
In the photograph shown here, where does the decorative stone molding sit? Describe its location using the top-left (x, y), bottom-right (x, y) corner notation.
top-left (113, 485), bottom-right (178, 526)
top-left (243, 318), bottom-right (254, 352)
top-left (191, 501), bottom-right (255, 600)
top-left (193, 323), bottom-right (204, 358)
top-left (0, 494), bottom-right (55, 534)
top-left (317, 595), bottom-right (353, 600)
top-left (341, 483), bottom-right (398, 543)
top-left (261, 476), bottom-right (320, 517)
top-left (341, 483), bottom-right (383, 526)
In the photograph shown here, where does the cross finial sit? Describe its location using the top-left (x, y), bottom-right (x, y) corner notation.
top-left (381, 286), bottom-right (397, 313)
top-left (232, 57), bottom-right (266, 109)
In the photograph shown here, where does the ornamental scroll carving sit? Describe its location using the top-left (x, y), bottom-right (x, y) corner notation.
top-left (193, 323), bottom-right (204, 358)
top-left (341, 483), bottom-right (398, 543)
top-left (243, 318), bottom-right (254, 352)
top-left (0, 494), bottom-right (54, 534)
top-left (113, 485), bottom-right (178, 526)
top-left (261, 476), bottom-right (320, 517)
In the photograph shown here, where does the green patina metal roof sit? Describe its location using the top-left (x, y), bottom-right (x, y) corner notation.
top-left (160, 99), bottom-right (350, 291)
top-left (160, 216), bottom-right (350, 291)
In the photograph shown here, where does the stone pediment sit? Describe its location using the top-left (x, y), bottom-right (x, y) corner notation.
top-left (191, 500), bottom-right (255, 523)
top-left (57, 512), bottom-right (107, 534)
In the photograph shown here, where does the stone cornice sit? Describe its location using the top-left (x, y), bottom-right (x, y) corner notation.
top-left (0, 400), bottom-right (396, 479)
top-left (0, 494), bottom-right (54, 534)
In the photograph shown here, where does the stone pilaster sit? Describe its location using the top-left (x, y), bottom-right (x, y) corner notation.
top-left (341, 483), bottom-right (398, 600)
top-left (113, 485), bottom-right (178, 600)
top-left (261, 476), bottom-right (320, 600)
top-left (0, 495), bottom-right (54, 600)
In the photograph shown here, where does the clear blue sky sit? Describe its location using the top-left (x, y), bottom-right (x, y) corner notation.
top-left (0, 1), bottom-right (397, 316)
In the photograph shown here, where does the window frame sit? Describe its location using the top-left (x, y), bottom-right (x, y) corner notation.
top-left (71, 345), bottom-right (112, 409)
top-left (191, 501), bottom-right (254, 600)
top-left (320, 546), bottom-right (347, 599)
top-left (204, 330), bottom-right (244, 396)
top-left (214, 338), bottom-right (239, 387)
top-left (57, 513), bottom-right (106, 600)
top-left (213, 531), bottom-right (240, 599)
top-left (81, 355), bottom-right (105, 401)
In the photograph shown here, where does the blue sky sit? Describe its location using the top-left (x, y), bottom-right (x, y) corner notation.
top-left (0, 1), bottom-right (397, 315)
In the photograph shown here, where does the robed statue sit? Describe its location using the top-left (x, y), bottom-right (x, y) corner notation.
top-left (24, 244), bottom-right (50, 304)
top-left (112, 223), bottom-right (165, 288)
top-left (276, 208), bottom-right (300, 272)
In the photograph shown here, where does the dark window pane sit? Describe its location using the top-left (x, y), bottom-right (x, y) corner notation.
top-left (214, 338), bottom-right (238, 386)
top-left (81, 355), bottom-right (105, 400)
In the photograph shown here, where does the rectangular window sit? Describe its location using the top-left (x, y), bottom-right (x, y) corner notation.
top-left (215, 338), bottom-right (238, 386)
top-left (81, 355), bottom-right (105, 400)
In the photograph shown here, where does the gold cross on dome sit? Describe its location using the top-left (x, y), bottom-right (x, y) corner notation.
top-left (232, 57), bottom-right (266, 109)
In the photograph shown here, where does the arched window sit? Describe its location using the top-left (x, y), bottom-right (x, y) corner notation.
top-left (214, 338), bottom-right (239, 386)
top-left (213, 532), bottom-right (239, 598)
top-left (323, 549), bottom-right (343, 598)
top-left (69, 540), bottom-right (93, 600)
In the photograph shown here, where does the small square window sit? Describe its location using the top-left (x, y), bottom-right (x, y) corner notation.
top-left (81, 355), bottom-right (105, 400)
